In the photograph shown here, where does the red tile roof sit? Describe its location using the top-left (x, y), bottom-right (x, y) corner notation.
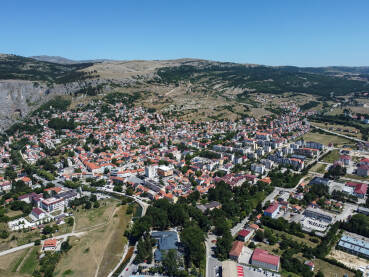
top-left (252, 248), bottom-right (280, 266)
top-left (265, 202), bottom-right (279, 214)
top-left (229, 241), bottom-right (243, 258)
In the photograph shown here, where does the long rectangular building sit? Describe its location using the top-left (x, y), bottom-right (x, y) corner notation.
top-left (337, 233), bottom-right (369, 258)
top-left (303, 207), bottom-right (333, 223)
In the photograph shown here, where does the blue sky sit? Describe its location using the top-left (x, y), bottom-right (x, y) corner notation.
top-left (1, 0), bottom-right (369, 66)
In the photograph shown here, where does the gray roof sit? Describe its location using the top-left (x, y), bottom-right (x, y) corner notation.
top-left (151, 231), bottom-right (178, 251)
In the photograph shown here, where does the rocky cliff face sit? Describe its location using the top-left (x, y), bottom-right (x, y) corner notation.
top-left (0, 80), bottom-right (88, 132)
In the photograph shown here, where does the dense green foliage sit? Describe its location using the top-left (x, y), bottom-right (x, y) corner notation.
top-left (103, 91), bottom-right (142, 108)
top-left (157, 64), bottom-right (368, 96)
top-left (269, 169), bottom-right (303, 188)
top-left (341, 214), bottom-right (369, 238)
top-left (300, 101), bottom-right (320, 111)
top-left (0, 55), bottom-right (94, 82)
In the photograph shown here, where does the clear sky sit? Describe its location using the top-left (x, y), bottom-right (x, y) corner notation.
top-left (1, 0), bottom-right (368, 66)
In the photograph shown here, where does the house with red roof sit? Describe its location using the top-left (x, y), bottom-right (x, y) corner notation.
top-left (357, 165), bottom-right (369, 177)
top-left (251, 248), bottom-right (280, 271)
top-left (31, 207), bottom-right (46, 220)
top-left (229, 241), bottom-right (244, 261)
top-left (264, 202), bottom-right (280, 218)
top-left (43, 239), bottom-right (58, 251)
top-left (237, 229), bottom-right (253, 242)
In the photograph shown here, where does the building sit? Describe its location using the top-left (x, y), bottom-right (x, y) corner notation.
top-left (337, 233), bottom-right (369, 258)
top-left (339, 155), bottom-right (351, 166)
top-left (31, 207), bottom-right (46, 220)
top-left (145, 166), bottom-right (156, 178)
top-left (196, 201), bottom-right (221, 213)
top-left (55, 190), bottom-right (78, 206)
top-left (151, 231), bottom-right (179, 262)
top-left (305, 141), bottom-right (324, 150)
top-left (43, 239), bottom-right (57, 251)
top-left (264, 202), bottom-right (280, 218)
top-left (41, 197), bottom-right (65, 212)
top-left (251, 163), bottom-right (265, 174)
top-left (157, 165), bottom-right (173, 177)
top-left (251, 248), bottom-right (280, 271)
top-left (237, 229), bottom-right (252, 242)
top-left (229, 240), bottom-right (244, 261)
top-left (357, 165), bottom-right (369, 177)
top-left (304, 260), bottom-right (315, 271)
top-left (303, 207), bottom-right (333, 223)
top-left (346, 182), bottom-right (368, 199)
top-left (357, 206), bottom-right (369, 216)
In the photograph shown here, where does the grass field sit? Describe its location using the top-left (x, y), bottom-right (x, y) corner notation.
top-left (322, 149), bottom-right (340, 163)
top-left (303, 132), bottom-right (352, 147)
top-left (313, 122), bottom-right (362, 139)
top-left (310, 163), bottom-right (327, 173)
top-left (313, 259), bottom-right (354, 277)
top-left (55, 203), bottom-right (131, 277)
top-left (0, 248), bottom-right (29, 273)
top-left (19, 246), bottom-right (40, 274)
top-left (73, 199), bottom-right (118, 231)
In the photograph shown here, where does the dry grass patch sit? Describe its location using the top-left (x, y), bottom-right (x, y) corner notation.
top-left (55, 205), bottom-right (131, 277)
top-left (0, 248), bottom-right (29, 272)
top-left (303, 132), bottom-right (352, 147)
top-left (313, 259), bottom-right (354, 277)
top-left (74, 199), bottom-right (117, 231)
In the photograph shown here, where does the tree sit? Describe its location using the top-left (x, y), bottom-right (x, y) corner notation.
top-left (180, 225), bottom-right (205, 267)
top-left (0, 230), bottom-right (9, 239)
top-left (93, 201), bottom-right (100, 208)
top-left (134, 234), bottom-right (153, 264)
top-left (316, 271), bottom-right (324, 277)
top-left (61, 241), bottom-right (71, 252)
top-left (84, 201), bottom-right (92, 209)
top-left (67, 217), bottom-right (74, 227)
top-left (43, 225), bottom-right (53, 235)
top-left (162, 249), bottom-right (178, 276)
top-left (215, 229), bottom-right (233, 260)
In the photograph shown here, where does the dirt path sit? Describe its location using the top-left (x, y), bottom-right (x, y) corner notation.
top-left (95, 207), bottom-right (120, 277)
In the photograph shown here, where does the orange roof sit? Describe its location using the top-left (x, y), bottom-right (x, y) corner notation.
top-left (43, 239), bottom-right (57, 247)
top-left (45, 187), bottom-right (62, 193)
top-left (259, 177), bottom-right (271, 184)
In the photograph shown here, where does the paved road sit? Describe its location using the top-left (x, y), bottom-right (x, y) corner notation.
top-left (0, 231), bottom-right (85, 257)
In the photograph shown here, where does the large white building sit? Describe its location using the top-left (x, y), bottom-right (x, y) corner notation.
top-left (41, 197), bottom-right (65, 212)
